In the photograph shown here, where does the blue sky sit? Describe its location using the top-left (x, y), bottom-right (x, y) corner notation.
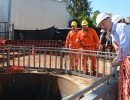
top-left (91, 0), bottom-right (129, 18)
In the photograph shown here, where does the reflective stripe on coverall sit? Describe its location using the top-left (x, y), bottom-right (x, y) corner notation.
top-left (77, 28), bottom-right (100, 72)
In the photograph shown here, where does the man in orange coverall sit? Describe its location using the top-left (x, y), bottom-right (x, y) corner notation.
top-left (76, 20), bottom-right (100, 75)
top-left (65, 21), bottom-right (80, 70)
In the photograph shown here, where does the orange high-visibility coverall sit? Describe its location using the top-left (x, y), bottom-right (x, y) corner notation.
top-left (76, 28), bottom-right (99, 73)
top-left (65, 30), bottom-right (80, 70)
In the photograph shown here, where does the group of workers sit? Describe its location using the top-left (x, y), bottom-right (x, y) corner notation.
top-left (65, 14), bottom-right (130, 77)
top-left (65, 19), bottom-right (100, 75)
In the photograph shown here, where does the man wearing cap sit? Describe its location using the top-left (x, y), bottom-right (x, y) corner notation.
top-left (112, 15), bottom-right (125, 53)
top-left (96, 14), bottom-right (130, 99)
top-left (96, 13), bottom-right (130, 64)
top-left (65, 21), bottom-right (80, 70)
top-left (76, 20), bottom-right (100, 75)
top-left (112, 15), bottom-right (125, 24)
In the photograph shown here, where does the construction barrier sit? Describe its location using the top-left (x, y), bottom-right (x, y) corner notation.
top-left (4, 40), bottom-right (65, 48)
top-left (0, 38), bottom-right (5, 46)
top-left (118, 56), bottom-right (130, 100)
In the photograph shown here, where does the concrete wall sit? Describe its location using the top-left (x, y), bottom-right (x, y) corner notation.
top-left (10, 0), bottom-right (71, 29)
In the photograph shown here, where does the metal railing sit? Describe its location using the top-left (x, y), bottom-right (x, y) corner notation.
top-left (62, 66), bottom-right (118, 100)
top-left (0, 46), bottom-right (116, 78)
top-left (0, 46), bottom-right (118, 99)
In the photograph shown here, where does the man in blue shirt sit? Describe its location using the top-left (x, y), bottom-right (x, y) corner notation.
top-left (96, 13), bottom-right (130, 65)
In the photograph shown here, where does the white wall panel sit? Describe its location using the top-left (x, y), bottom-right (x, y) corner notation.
top-left (0, 0), bottom-right (9, 22)
top-left (10, 0), bottom-right (71, 29)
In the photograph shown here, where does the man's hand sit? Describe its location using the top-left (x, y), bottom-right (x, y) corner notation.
top-left (76, 39), bottom-right (79, 43)
top-left (115, 45), bottom-right (120, 51)
top-left (98, 45), bottom-right (103, 51)
top-left (65, 45), bottom-right (69, 48)
top-left (112, 57), bottom-right (121, 67)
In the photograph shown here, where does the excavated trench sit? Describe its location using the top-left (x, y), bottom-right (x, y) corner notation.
top-left (0, 73), bottom-right (80, 100)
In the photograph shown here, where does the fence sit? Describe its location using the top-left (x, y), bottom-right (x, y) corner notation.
top-left (0, 46), bottom-right (118, 99)
top-left (0, 46), bottom-right (116, 78)
top-left (4, 40), bottom-right (65, 48)
top-left (0, 22), bottom-right (9, 39)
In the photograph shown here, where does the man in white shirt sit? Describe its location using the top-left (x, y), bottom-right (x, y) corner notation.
top-left (96, 13), bottom-right (130, 65)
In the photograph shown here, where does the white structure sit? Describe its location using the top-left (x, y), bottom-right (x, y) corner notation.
top-left (0, 0), bottom-right (71, 30)
top-left (0, 0), bottom-right (9, 22)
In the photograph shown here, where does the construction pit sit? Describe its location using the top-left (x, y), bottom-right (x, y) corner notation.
top-left (0, 72), bottom-right (83, 100)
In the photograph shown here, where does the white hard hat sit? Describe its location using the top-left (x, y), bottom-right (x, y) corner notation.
top-left (100, 29), bottom-right (105, 33)
top-left (112, 15), bottom-right (124, 24)
top-left (96, 13), bottom-right (110, 26)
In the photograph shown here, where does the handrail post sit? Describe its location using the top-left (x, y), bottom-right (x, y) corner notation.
top-left (60, 50), bottom-right (63, 70)
top-left (7, 47), bottom-right (10, 67)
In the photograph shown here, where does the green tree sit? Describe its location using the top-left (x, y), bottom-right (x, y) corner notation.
top-left (91, 10), bottom-right (101, 26)
top-left (66, 0), bottom-right (93, 27)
